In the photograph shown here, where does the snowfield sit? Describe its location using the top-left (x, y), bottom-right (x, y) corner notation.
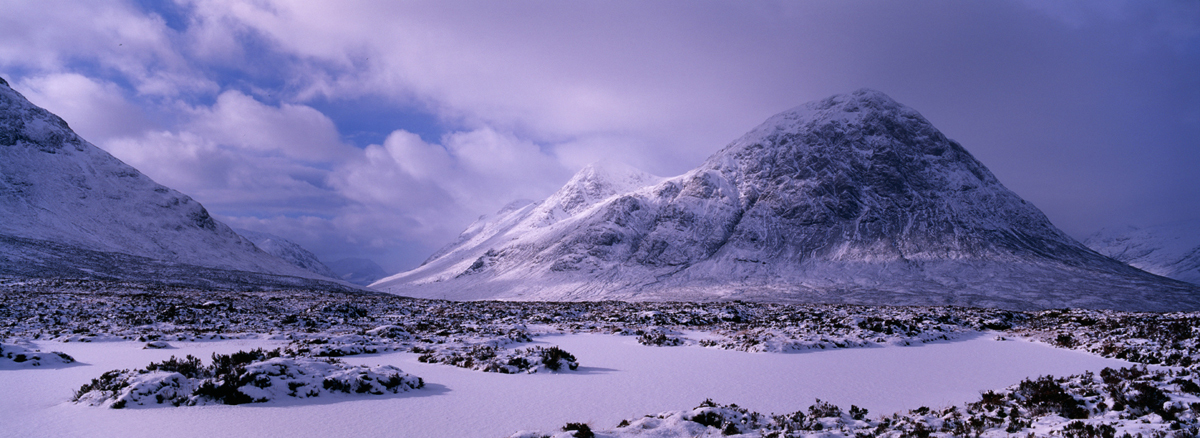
top-left (6, 283), bottom-right (1200, 437)
top-left (0, 333), bottom-right (1135, 438)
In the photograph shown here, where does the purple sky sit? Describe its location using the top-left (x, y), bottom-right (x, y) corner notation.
top-left (2, 1), bottom-right (1198, 273)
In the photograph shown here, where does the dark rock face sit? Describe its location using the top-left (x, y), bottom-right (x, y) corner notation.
top-left (375, 89), bottom-right (1200, 311)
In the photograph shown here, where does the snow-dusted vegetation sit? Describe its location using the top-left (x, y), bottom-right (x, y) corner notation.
top-left (4, 279), bottom-right (1199, 372)
top-left (517, 365), bottom-right (1200, 437)
top-left (0, 341), bottom-right (75, 368)
top-left (414, 344), bottom-right (579, 374)
top-left (6, 280), bottom-right (1200, 436)
top-left (1014, 308), bottom-right (1200, 368)
top-left (72, 348), bottom-right (422, 408)
top-left (0, 279), bottom-right (1026, 365)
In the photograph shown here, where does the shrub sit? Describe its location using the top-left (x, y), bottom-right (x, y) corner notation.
top-left (146, 355), bottom-right (203, 378)
top-left (561, 422), bottom-right (593, 438)
top-left (849, 405), bottom-right (869, 421)
top-left (1171, 378), bottom-right (1200, 395)
top-left (1060, 420), bottom-right (1116, 438)
top-left (72, 370), bottom-right (131, 402)
top-left (536, 346), bottom-right (578, 371)
top-left (1011, 375), bottom-right (1087, 419)
top-left (808, 399), bottom-right (843, 418)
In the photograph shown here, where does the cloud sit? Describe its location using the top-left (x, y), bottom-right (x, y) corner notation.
top-left (3, 0), bottom-right (1199, 273)
top-left (188, 90), bottom-right (353, 163)
top-left (221, 126), bottom-right (574, 271)
top-left (15, 73), bottom-right (150, 142)
top-left (0, 0), bottom-right (214, 97)
top-left (99, 92), bottom-right (352, 216)
top-left (331, 127), bottom-right (572, 239)
top-left (176, 1), bottom-right (789, 173)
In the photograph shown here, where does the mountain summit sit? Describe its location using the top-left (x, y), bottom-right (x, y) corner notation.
top-left (373, 89), bottom-right (1198, 310)
top-left (0, 77), bottom-right (349, 290)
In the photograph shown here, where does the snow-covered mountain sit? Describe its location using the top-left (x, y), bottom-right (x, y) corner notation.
top-left (235, 229), bottom-right (338, 279)
top-left (326, 258), bottom-right (388, 286)
top-left (1084, 220), bottom-right (1200, 286)
top-left (373, 89), bottom-right (1199, 311)
top-left (0, 77), bottom-right (350, 290)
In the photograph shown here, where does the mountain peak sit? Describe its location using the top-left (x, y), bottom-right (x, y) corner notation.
top-left (1, 80), bottom-right (347, 289)
top-left (375, 89), bottom-right (1200, 311)
top-left (537, 161), bottom-right (661, 221)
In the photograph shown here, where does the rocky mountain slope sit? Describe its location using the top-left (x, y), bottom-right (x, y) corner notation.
top-left (236, 229), bottom-right (338, 279)
top-left (1084, 220), bottom-right (1200, 286)
top-left (0, 77), bottom-right (350, 291)
top-left (373, 89), bottom-right (1199, 311)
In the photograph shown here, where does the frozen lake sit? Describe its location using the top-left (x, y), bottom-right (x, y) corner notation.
top-left (1, 333), bottom-right (1135, 438)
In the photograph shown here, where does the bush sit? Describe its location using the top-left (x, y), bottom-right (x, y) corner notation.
top-left (72, 370), bottom-right (131, 402)
top-left (536, 346), bottom-right (578, 371)
top-left (562, 422), bottom-right (593, 438)
top-left (1060, 420), bottom-right (1116, 438)
top-left (1011, 375), bottom-right (1087, 419)
top-left (849, 405), bottom-right (869, 421)
top-left (146, 355), bottom-right (203, 378)
top-left (1172, 378), bottom-right (1200, 395)
top-left (808, 399), bottom-right (843, 418)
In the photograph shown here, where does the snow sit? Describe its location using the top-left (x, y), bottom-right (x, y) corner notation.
top-left (372, 89), bottom-right (1199, 311)
top-left (1085, 219), bottom-right (1200, 285)
top-left (0, 333), bottom-right (1135, 438)
top-left (0, 341), bottom-right (75, 368)
top-left (235, 229), bottom-right (338, 279)
top-left (0, 79), bottom-right (345, 290)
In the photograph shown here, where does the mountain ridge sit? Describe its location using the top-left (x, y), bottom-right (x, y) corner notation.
top-left (0, 76), bottom-right (354, 291)
top-left (235, 229), bottom-right (339, 279)
top-left (373, 89), bottom-right (1199, 311)
top-left (1084, 219), bottom-right (1200, 286)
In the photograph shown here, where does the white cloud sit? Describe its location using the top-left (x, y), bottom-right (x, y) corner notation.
top-left (331, 127), bottom-right (572, 241)
top-left (15, 73), bottom-right (149, 142)
top-left (3, 0), bottom-right (1199, 272)
top-left (176, 1), bottom-right (783, 173)
top-left (187, 90), bottom-right (354, 163)
top-left (0, 0), bottom-right (215, 97)
top-left (98, 92), bottom-right (353, 215)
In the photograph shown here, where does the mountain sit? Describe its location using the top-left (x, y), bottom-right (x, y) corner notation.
top-left (326, 258), bottom-right (388, 286)
top-left (373, 89), bottom-right (1199, 311)
top-left (235, 229), bottom-right (338, 279)
top-left (0, 76), bottom-right (352, 291)
top-left (1084, 220), bottom-right (1200, 286)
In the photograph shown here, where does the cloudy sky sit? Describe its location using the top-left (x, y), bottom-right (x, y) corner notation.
top-left (2, 1), bottom-right (1198, 273)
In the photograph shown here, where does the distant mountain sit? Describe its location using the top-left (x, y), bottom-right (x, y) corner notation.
top-left (235, 229), bottom-right (338, 279)
top-left (373, 89), bottom-right (1199, 311)
top-left (0, 76), bottom-right (352, 291)
top-left (327, 258), bottom-right (387, 286)
top-left (1084, 220), bottom-right (1200, 286)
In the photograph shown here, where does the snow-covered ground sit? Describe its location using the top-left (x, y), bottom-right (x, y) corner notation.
top-left (1, 333), bottom-right (1133, 438)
